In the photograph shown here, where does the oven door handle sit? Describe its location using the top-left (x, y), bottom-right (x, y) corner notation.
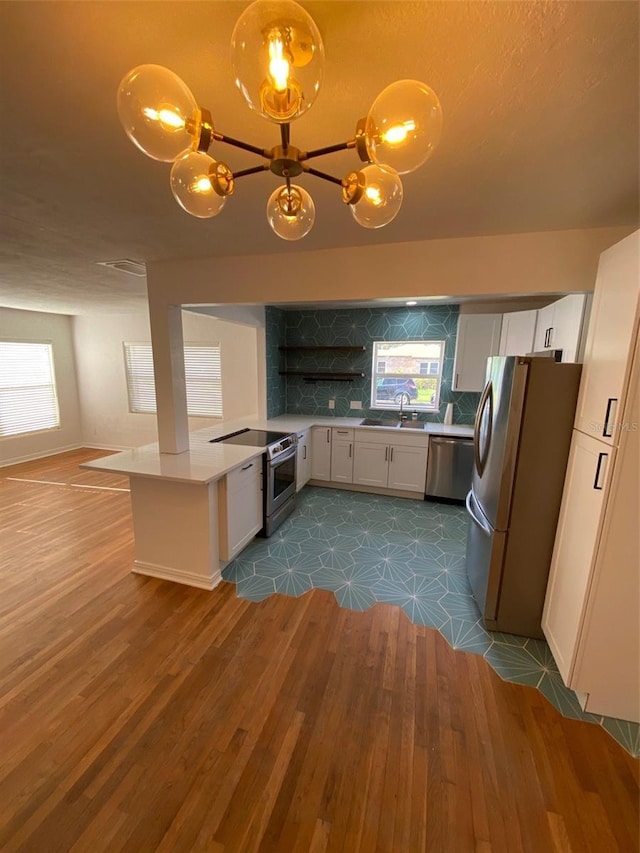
top-left (269, 445), bottom-right (297, 465)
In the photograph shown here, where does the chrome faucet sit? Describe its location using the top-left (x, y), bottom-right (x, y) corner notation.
top-left (398, 395), bottom-right (408, 421)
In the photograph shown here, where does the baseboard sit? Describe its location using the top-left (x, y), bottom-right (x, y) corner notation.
top-left (306, 479), bottom-right (425, 501)
top-left (133, 559), bottom-right (222, 591)
top-left (0, 443), bottom-right (87, 469)
top-left (82, 442), bottom-right (136, 452)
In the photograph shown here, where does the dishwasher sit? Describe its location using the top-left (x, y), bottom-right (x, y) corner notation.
top-left (425, 436), bottom-right (474, 501)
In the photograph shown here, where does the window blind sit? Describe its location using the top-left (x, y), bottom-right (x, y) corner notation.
top-left (0, 341), bottom-right (60, 437)
top-left (123, 343), bottom-right (223, 418)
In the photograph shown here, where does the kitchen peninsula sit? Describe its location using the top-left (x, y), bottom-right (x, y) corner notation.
top-left (83, 416), bottom-right (473, 590)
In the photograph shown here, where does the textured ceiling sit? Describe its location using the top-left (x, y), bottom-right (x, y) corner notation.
top-left (0, 1), bottom-right (638, 315)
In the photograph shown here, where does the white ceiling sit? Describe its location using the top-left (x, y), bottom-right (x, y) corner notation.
top-left (0, 1), bottom-right (638, 316)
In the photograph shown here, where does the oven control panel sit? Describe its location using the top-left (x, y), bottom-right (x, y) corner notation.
top-left (267, 433), bottom-right (297, 460)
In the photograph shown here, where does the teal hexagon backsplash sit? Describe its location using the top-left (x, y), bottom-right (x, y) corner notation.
top-left (266, 305), bottom-right (481, 423)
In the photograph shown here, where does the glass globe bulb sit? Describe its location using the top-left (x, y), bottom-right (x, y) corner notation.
top-left (349, 164), bottom-right (403, 229)
top-left (117, 64), bottom-right (201, 162)
top-left (266, 184), bottom-right (315, 240)
top-left (365, 79), bottom-right (442, 174)
top-left (170, 151), bottom-right (228, 218)
top-left (231, 0), bottom-right (325, 123)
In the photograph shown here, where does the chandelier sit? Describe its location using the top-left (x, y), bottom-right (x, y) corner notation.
top-left (117, 0), bottom-right (443, 241)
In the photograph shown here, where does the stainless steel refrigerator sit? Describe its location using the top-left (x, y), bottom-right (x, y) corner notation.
top-left (465, 356), bottom-right (582, 638)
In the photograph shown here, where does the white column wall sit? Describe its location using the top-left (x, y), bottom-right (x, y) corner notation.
top-left (72, 309), bottom-right (260, 450)
top-left (145, 226), bottom-right (631, 452)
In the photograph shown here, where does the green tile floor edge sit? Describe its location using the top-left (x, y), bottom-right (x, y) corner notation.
top-left (222, 487), bottom-right (640, 759)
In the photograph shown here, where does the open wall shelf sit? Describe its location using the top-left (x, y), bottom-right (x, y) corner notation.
top-left (279, 346), bottom-right (366, 352)
top-left (279, 344), bottom-right (367, 382)
top-left (278, 370), bottom-right (365, 382)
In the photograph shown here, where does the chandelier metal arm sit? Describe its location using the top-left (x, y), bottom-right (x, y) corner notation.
top-left (212, 130), bottom-right (271, 158)
top-left (233, 164), bottom-right (271, 179)
top-left (300, 139), bottom-right (356, 161)
top-left (302, 165), bottom-right (344, 186)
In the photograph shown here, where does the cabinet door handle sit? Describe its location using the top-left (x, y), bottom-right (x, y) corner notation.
top-left (349, 443), bottom-right (352, 458)
top-left (543, 328), bottom-right (550, 348)
top-left (326, 429), bottom-right (330, 443)
top-left (593, 452), bottom-right (608, 490)
top-left (548, 327), bottom-right (554, 347)
top-left (602, 397), bottom-right (618, 438)
top-left (336, 430), bottom-right (349, 434)
top-left (455, 372), bottom-right (459, 389)
top-left (303, 446), bottom-right (307, 460)
top-left (385, 447), bottom-right (388, 462)
top-left (241, 463), bottom-right (253, 471)
top-left (390, 447), bottom-right (394, 462)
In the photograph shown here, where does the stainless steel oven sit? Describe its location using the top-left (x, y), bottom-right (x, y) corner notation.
top-left (210, 428), bottom-right (297, 537)
top-left (263, 440), bottom-right (297, 536)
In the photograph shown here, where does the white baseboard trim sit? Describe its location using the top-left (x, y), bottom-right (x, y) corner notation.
top-left (0, 443), bottom-right (86, 469)
top-left (82, 442), bottom-right (137, 452)
top-left (133, 559), bottom-right (222, 591)
top-left (307, 479), bottom-right (425, 501)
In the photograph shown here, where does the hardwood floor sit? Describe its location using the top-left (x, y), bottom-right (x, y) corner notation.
top-left (1, 449), bottom-right (638, 852)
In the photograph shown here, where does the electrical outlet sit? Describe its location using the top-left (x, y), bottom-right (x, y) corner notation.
top-left (350, 401), bottom-right (362, 410)
top-left (328, 399), bottom-right (335, 410)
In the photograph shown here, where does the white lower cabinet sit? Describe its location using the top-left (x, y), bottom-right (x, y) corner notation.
top-left (311, 426), bottom-right (332, 481)
top-left (353, 431), bottom-right (428, 493)
top-left (218, 458), bottom-right (262, 561)
top-left (542, 431), bottom-right (615, 683)
top-left (330, 428), bottom-right (354, 483)
top-left (296, 430), bottom-right (311, 491)
top-left (388, 444), bottom-right (428, 491)
top-left (352, 442), bottom-right (388, 487)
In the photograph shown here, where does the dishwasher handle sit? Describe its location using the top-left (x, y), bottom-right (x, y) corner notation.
top-left (430, 437), bottom-right (473, 445)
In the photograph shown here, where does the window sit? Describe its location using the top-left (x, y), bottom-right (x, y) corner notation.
top-left (419, 360), bottom-right (439, 376)
top-left (371, 340), bottom-right (445, 411)
top-left (0, 341), bottom-right (60, 437)
top-left (124, 343), bottom-right (223, 418)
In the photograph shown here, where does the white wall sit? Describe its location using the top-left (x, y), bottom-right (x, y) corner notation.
top-left (73, 309), bottom-right (260, 450)
top-left (0, 307), bottom-right (83, 465)
top-left (146, 226), bottom-right (632, 306)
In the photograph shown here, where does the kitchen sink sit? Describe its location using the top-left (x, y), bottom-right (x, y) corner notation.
top-left (359, 418), bottom-right (393, 427)
top-left (359, 418), bottom-right (425, 429)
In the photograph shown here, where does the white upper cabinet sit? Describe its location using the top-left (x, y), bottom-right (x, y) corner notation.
top-left (533, 294), bottom-right (588, 362)
top-left (453, 314), bottom-right (503, 392)
top-left (574, 231), bottom-right (640, 444)
top-left (499, 310), bottom-right (538, 356)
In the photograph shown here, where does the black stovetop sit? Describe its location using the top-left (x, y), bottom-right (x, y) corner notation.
top-left (210, 428), bottom-right (292, 448)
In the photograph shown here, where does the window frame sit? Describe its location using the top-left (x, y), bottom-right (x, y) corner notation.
top-left (370, 339), bottom-right (445, 413)
top-left (123, 341), bottom-right (223, 419)
top-left (0, 339), bottom-right (61, 438)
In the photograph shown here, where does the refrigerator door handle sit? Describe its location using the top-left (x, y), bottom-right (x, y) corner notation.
top-left (593, 452), bottom-right (608, 490)
top-left (473, 380), bottom-right (493, 478)
top-left (466, 490), bottom-right (491, 534)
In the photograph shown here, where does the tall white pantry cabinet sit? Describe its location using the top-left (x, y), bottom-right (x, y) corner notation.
top-left (542, 229), bottom-right (639, 723)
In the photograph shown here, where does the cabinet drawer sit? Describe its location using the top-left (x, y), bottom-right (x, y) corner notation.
top-left (332, 427), bottom-right (354, 440)
top-left (226, 457), bottom-right (261, 494)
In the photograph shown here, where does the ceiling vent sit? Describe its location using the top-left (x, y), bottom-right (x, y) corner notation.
top-left (97, 259), bottom-right (146, 277)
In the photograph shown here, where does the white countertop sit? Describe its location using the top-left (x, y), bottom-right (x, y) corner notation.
top-left (82, 415), bottom-right (474, 484)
